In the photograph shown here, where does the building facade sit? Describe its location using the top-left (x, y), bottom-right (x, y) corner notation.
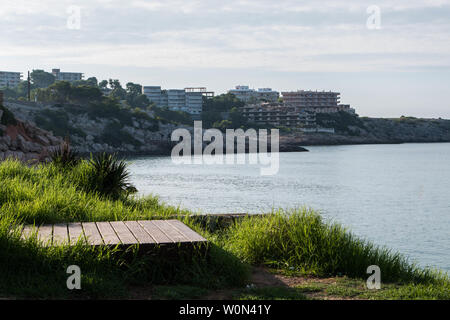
top-left (228, 85), bottom-right (279, 103)
top-left (241, 103), bottom-right (317, 128)
top-left (142, 86), bottom-right (213, 116)
top-left (52, 69), bottom-right (83, 82)
top-left (0, 71), bottom-right (22, 88)
top-left (281, 90), bottom-right (355, 114)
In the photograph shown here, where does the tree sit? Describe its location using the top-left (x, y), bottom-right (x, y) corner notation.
top-left (86, 77), bottom-right (98, 87)
top-left (50, 81), bottom-right (72, 103)
top-left (69, 85), bottom-right (103, 104)
top-left (124, 82), bottom-right (149, 108)
top-left (99, 80), bottom-right (108, 89)
top-left (125, 82), bottom-right (142, 96)
top-left (30, 69), bottom-right (55, 88)
top-left (229, 107), bottom-right (247, 128)
top-left (109, 79), bottom-right (126, 100)
top-left (212, 119), bottom-right (233, 131)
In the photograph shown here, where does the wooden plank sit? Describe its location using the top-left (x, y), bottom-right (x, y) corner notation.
top-left (110, 221), bottom-right (137, 245)
top-left (96, 222), bottom-right (120, 245)
top-left (53, 223), bottom-right (69, 245)
top-left (82, 222), bottom-right (103, 246)
top-left (68, 222), bottom-right (85, 245)
top-left (124, 221), bottom-right (156, 244)
top-left (138, 220), bottom-right (173, 244)
top-left (21, 225), bottom-right (38, 241)
top-left (9, 224), bottom-right (24, 238)
top-left (166, 219), bottom-right (207, 242)
top-left (152, 220), bottom-right (191, 243)
top-left (37, 225), bottom-right (53, 246)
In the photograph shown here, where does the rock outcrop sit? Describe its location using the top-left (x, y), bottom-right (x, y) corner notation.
top-left (0, 113), bottom-right (63, 162)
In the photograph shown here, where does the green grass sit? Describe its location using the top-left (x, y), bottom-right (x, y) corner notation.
top-left (294, 276), bottom-right (450, 300)
top-left (0, 159), bottom-right (448, 299)
top-left (220, 210), bottom-right (444, 284)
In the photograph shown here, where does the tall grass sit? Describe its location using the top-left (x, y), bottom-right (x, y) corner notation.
top-left (0, 159), bottom-right (248, 298)
top-left (222, 209), bottom-right (444, 284)
top-left (0, 159), bottom-right (185, 224)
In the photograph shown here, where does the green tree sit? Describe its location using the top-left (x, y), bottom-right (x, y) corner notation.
top-left (86, 77), bottom-right (98, 87)
top-left (124, 82), bottom-right (149, 108)
top-left (109, 79), bottom-right (126, 100)
top-left (69, 85), bottom-right (103, 104)
top-left (50, 81), bottom-right (72, 103)
top-left (30, 69), bottom-right (55, 88)
top-left (99, 80), bottom-right (108, 89)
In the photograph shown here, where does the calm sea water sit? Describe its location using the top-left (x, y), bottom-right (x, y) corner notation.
top-left (127, 143), bottom-right (450, 271)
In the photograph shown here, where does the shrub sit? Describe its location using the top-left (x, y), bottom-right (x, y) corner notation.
top-left (49, 140), bottom-right (80, 168)
top-left (86, 153), bottom-right (136, 200)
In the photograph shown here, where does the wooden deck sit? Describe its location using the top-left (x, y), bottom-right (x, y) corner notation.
top-left (18, 220), bottom-right (207, 249)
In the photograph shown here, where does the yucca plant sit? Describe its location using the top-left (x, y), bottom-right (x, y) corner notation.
top-left (88, 152), bottom-right (136, 200)
top-left (49, 139), bottom-right (80, 168)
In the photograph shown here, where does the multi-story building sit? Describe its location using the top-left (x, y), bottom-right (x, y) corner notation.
top-left (0, 71), bottom-right (22, 88)
top-left (241, 103), bottom-right (316, 128)
top-left (142, 86), bottom-right (163, 105)
top-left (228, 85), bottom-right (279, 103)
top-left (281, 90), bottom-right (354, 114)
top-left (185, 91), bottom-right (203, 115)
top-left (51, 68), bottom-right (83, 82)
top-left (167, 89), bottom-right (186, 110)
top-left (142, 86), bottom-right (214, 116)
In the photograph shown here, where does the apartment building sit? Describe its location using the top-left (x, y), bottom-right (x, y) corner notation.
top-left (241, 103), bottom-right (316, 128)
top-left (52, 69), bottom-right (83, 82)
top-left (0, 71), bottom-right (22, 88)
top-left (281, 90), bottom-right (355, 114)
top-left (228, 85), bottom-right (279, 103)
top-left (167, 89), bottom-right (186, 110)
top-left (142, 86), bottom-right (213, 116)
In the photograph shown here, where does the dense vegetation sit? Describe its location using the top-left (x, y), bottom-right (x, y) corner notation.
top-left (202, 93), bottom-right (246, 128)
top-left (148, 105), bottom-right (193, 125)
top-left (316, 111), bottom-right (366, 135)
top-left (0, 157), bottom-right (448, 299)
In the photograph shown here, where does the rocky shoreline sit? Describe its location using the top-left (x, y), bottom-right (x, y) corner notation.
top-left (1, 100), bottom-right (450, 160)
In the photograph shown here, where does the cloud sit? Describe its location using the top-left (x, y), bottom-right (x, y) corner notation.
top-left (0, 0), bottom-right (449, 73)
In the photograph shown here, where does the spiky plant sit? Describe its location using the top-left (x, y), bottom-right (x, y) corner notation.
top-left (88, 152), bottom-right (136, 200)
top-left (50, 139), bottom-right (80, 168)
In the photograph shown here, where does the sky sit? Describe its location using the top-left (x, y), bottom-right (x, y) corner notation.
top-left (1, 0), bottom-right (450, 118)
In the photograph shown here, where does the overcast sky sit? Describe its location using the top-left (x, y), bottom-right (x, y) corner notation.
top-left (1, 0), bottom-right (450, 118)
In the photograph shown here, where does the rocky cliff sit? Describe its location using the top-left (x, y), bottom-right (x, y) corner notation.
top-left (281, 116), bottom-right (450, 149)
top-left (4, 100), bottom-right (179, 156)
top-left (0, 104), bottom-right (63, 162)
top-left (4, 101), bottom-right (450, 157)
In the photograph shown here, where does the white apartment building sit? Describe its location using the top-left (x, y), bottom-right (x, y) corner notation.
top-left (0, 71), bottom-right (22, 88)
top-left (167, 89), bottom-right (186, 110)
top-left (185, 91), bottom-right (203, 115)
top-left (52, 69), bottom-right (83, 82)
top-left (228, 85), bottom-right (279, 103)
top-left (142, 86), bottom-right (163, 105)
top-left (142, 86), bottom-right (213, 116)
